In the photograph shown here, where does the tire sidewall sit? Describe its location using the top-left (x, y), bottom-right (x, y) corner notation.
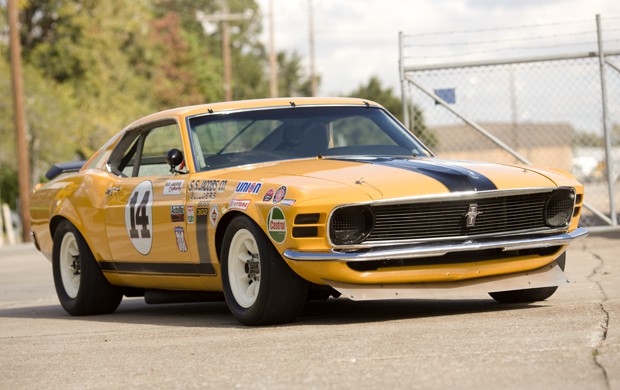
top-left (52, 221), bottom-right (85, 313)
top-left (52, 220), bottom-right (122, 315)
top-left (221, 216), bottom-right (274, 324)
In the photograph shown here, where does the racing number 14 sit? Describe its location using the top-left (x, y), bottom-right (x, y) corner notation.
top-left (128, 190), bottom-right (151, 239)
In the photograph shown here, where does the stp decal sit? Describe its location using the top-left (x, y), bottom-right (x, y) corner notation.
top-left (273, 186), bottom-right (287, 203)
top-left (174, 226), bottom-right (188, 253)
top-left (262, 188), bottom-right (274, 202)
top-left (267, 206), bottom-right (286, 244)
top-left (163, 180), bottom-right (184, 195)
top-left (235, 181), bottom-right (262, 194)
top-left (229, 199), bottom-right (251, 210)
top-left (125, 181), bottom-right (154, 255)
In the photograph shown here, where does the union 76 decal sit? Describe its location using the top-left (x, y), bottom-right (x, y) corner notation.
top-left (125, 181), bottom-right (154, 255)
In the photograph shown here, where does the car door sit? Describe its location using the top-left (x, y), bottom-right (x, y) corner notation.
top-left (103, 120), bottom-right (193, 271)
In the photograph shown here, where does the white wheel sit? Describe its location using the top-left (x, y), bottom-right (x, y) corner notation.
top-left (52, 221), bottom-right (122, 315)
top-left (221, 215), bottom-right (308, 325)
top-left (227, 228), bottom-right (261, 308)
top-left (59, 231), bottom-right (81, 298)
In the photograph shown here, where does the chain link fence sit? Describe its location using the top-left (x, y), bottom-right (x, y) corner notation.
top-left (399, 16), bottom-right (620, 230)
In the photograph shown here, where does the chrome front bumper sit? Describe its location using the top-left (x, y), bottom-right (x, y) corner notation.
top-left (283, 227), bottom-right (589, 262)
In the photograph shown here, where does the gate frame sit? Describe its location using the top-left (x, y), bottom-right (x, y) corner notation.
top-left (398, 18), bottom-right (620, 232)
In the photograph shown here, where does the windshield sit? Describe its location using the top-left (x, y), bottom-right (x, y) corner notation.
top-left (188, 106), bottom-right (432, 171)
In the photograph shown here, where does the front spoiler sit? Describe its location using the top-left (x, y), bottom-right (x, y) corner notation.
top-left (283, 227), bottom-right (589, 262)
top-left (327, 261), bottom-right (567, 301)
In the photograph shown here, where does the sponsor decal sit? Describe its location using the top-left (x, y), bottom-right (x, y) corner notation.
top-left (196, 206), bottom-right (210, 216)
top-left (262, 188), bottom-right (274, 202)
top-left (187, 205), bottom-right (195, 224)
top-left (235, 181), bottom-right (263, 194)
top-left (170, 205), bottom-right (185, 222)
top-left (163, 180), bottom-right (184, 195)
top-left (189, 179), bottom-right (227, 200)
top-left (210, 205), bottom-right (219, 227)
top-left (280, 199), bottom-right (296, 206)
top-left (125, 181), bottom-right (154, 255)
top-left (229, 199), bottom-right (251, 210)
top-left (267, 206), bottom-right (286, 243)
top-left (174, 226), bottom-right (188, 253)
top-left (273, 185), bottom-right (287, 203)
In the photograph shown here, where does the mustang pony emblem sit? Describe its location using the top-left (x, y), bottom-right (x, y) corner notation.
top-left (464, 204), bottom-right (482, 227)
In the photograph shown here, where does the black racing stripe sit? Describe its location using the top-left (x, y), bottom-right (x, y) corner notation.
top-left (100, 261), bottom-right (215, 276)
top-left (338, 157), bottom-right (497, 192)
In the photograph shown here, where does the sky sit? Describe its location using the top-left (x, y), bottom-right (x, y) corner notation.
top-left (255, 0), bottom-right (620, 97)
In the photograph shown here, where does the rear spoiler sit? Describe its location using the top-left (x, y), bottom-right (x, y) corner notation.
top-left (45, 161), bottom-right (86, 180)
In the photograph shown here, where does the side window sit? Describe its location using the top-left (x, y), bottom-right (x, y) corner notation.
top-left (107, 121), bottom-right (184, 177)
top-left (138, 124), bottom-right (184, 177)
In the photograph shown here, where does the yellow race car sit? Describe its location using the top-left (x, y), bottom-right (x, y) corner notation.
top-left (30, 97), bottom-right (588, 325)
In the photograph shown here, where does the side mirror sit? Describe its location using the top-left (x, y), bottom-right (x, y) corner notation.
top-left (166, 148), bottom-right (184, 173)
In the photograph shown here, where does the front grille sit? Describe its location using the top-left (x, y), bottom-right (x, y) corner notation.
top-left (365, 192), bottom-right (550, 243)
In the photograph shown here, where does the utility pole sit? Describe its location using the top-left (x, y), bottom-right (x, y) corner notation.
top-left (221, 0), bottom-right (232, 101)
top-left (308, 0), bottom-right (317, 96)
top-left (8, 0), bottom-right (31, 242)
top-left (196, 1), bottom-right (253, 101)
top-left (268, 0), bottom-right (278, 98)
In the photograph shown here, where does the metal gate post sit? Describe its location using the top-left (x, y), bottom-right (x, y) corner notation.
top-left (399, 32), bottom-right (410, 129)
top-left (596, 14), bottom-right (617, 225)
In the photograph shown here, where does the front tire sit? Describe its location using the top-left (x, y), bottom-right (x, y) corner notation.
top-left (52, 221), bottom-right (123, 315)
top-left (489, 253), bottom-right (566, 303)
top-left (221, 215), bottom-right (308, 325)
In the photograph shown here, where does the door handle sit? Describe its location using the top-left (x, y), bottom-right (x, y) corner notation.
top-left (106, 187), bottom-right (121, 196)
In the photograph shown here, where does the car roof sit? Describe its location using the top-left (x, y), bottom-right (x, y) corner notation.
top-left (124, 97), bottom-right (383, 130)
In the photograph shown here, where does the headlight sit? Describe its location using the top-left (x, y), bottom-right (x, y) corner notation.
top-left (545, 188), bottom-right (575, 227)
top-left (329, 206), bottom-right (374, 245)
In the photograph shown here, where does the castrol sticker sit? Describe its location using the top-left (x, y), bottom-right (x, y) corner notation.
top-left (266, 207), bottom-right (286, 244)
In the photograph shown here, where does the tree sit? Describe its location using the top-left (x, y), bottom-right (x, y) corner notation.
top-left (0, 0), bottom-right (319, 203)
top-left (17, 0), bottom-right (158, 157)
top-left (277, 51), bottom-right (313, 97)
top-left (344, 76), bottom-right (436, 148)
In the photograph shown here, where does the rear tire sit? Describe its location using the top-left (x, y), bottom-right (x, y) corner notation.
top-left (52, 220), bottom-right (122, 315)
top-left (489, 253), bottom-right (566, 303)
top-left (221, 215), bottom-right (308, 325)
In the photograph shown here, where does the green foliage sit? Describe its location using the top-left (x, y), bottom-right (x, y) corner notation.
top-left (0, 164), bottom-right (18, 209)
top-left (277, 51), bottom-right (313, 97)
top-left (344, 76), bottom-right (436, 148)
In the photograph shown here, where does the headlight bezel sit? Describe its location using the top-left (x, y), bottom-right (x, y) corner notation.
top-left (544, 187), bottom-right (576, 228)
top-left (328, 205), bottom-right (375, 246)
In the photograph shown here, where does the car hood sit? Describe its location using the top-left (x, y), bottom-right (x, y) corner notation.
top-left (234, 156), bottom-right (561, 201)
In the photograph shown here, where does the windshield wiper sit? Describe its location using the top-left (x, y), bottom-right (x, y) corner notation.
top-left (215, 120), bottom-right (256, 155)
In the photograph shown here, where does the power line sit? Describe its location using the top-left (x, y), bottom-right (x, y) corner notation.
top-left (404, 18), bottom-right (594, 39)
top-left (404, 30), bottom-right (610, 48)
top-left (407, 39), bottom-right (620, 61)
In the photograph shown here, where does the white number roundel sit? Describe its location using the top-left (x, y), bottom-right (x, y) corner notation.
top-left (125, 181), bottom-right (154, 255)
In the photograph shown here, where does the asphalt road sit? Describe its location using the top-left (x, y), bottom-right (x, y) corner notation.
top-left (1, 232), bottom-right (618, 389)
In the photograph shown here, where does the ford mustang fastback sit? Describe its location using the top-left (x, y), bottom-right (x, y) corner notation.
top-left (30, 97), bottom-right (588, 325)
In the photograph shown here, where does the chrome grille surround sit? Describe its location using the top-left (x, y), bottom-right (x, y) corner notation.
top-left (327, 187), bottom-right (575, 249)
